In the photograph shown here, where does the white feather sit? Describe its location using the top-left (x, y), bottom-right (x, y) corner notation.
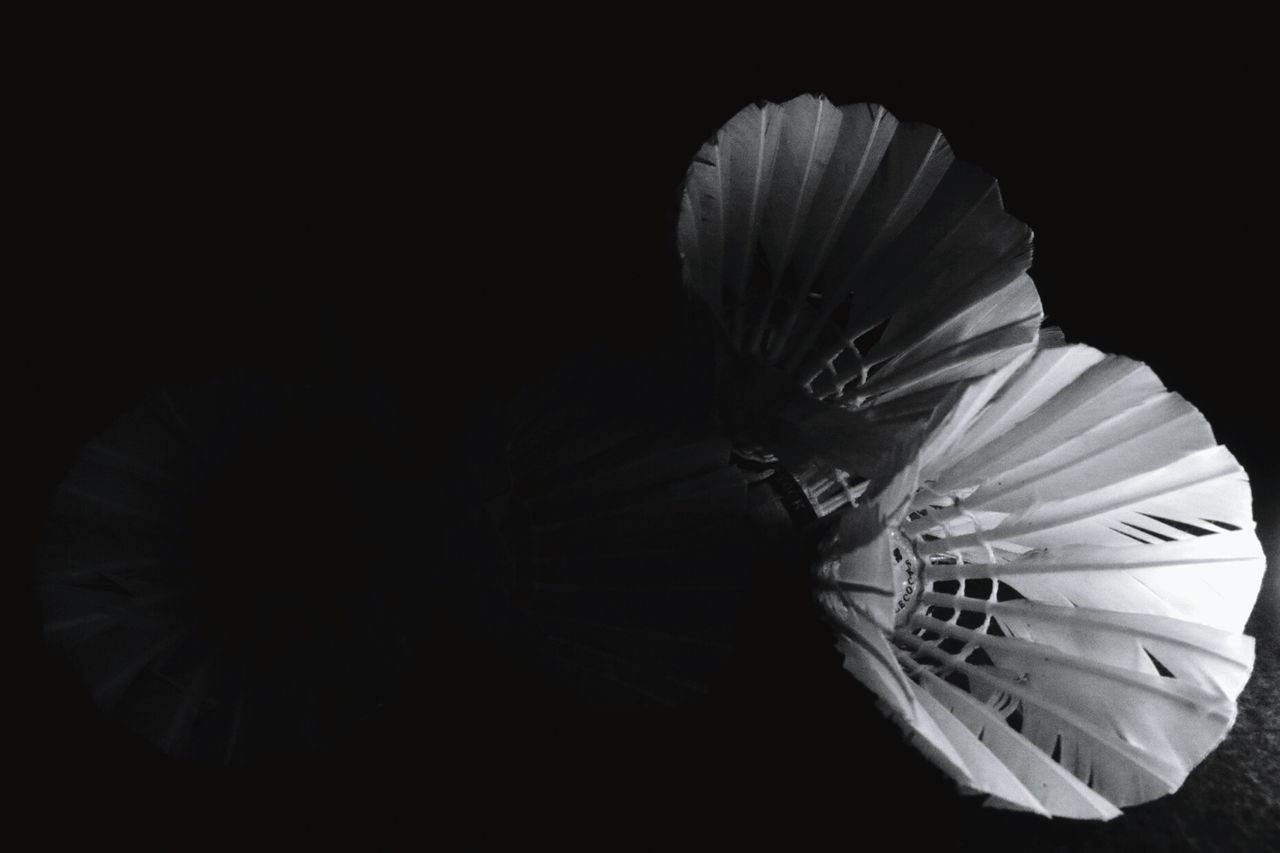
top-left (911, 662), bottom-right (1121, 819)
top-left (818, 343), bottom-right (1265, 817)
top-left (678, 95), bottom-right (1041, 490)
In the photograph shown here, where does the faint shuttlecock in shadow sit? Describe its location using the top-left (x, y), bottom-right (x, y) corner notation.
top-left (38, 371), bottom-right (425, 763)
top-left (459, 351), bottom-right (769, 707)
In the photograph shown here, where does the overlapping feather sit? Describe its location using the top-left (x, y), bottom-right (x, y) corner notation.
top-left (818, 342), bottom-right (1264, 817)
top-left (679, 95), bottom-right (1042, 496)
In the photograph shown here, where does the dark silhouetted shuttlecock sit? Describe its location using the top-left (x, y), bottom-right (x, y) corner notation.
top-left (39, 374), bottom-right (423, 763)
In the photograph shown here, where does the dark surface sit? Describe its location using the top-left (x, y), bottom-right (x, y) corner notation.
top-left (15, 46), bottom-right (1277, 846)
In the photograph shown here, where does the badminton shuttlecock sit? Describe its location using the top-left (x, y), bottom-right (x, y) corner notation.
top-left (816, 343), bottom-right (1265, 818)
top-left (678, 94), bottom-right (1042, 496)
top-left (38, 357), bottom-right (763, 761)
top-left (679, 94), bottom-right (1264, 820)
top-left (38, 376), bottom-right (423, 762)
top-left (466, 354), bottom-right (761, 705)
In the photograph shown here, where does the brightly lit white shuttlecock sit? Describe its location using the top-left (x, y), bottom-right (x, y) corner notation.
top-left (678, 94), bottom-right (1042, 491)
top-left (816, 343), bottom-right (1265, 819)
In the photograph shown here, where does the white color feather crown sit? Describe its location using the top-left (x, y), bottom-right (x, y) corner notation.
top-left (680, 94), bottom-right (1265, 819)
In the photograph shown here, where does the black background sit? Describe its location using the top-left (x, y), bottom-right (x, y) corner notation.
top-left (15, 43), bottom-right (1278, 847)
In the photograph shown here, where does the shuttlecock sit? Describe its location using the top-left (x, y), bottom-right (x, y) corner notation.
top-left (816, 343), bottom-right (1265, 818)
top-left (676, 96), bottom-right (1265, 819)
top-left (472, 353), bottom-right (763, 705)
top-left (38, 375), bottom-right (424, 763)
top-left (678, 94), bottom-right (1042, 498)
